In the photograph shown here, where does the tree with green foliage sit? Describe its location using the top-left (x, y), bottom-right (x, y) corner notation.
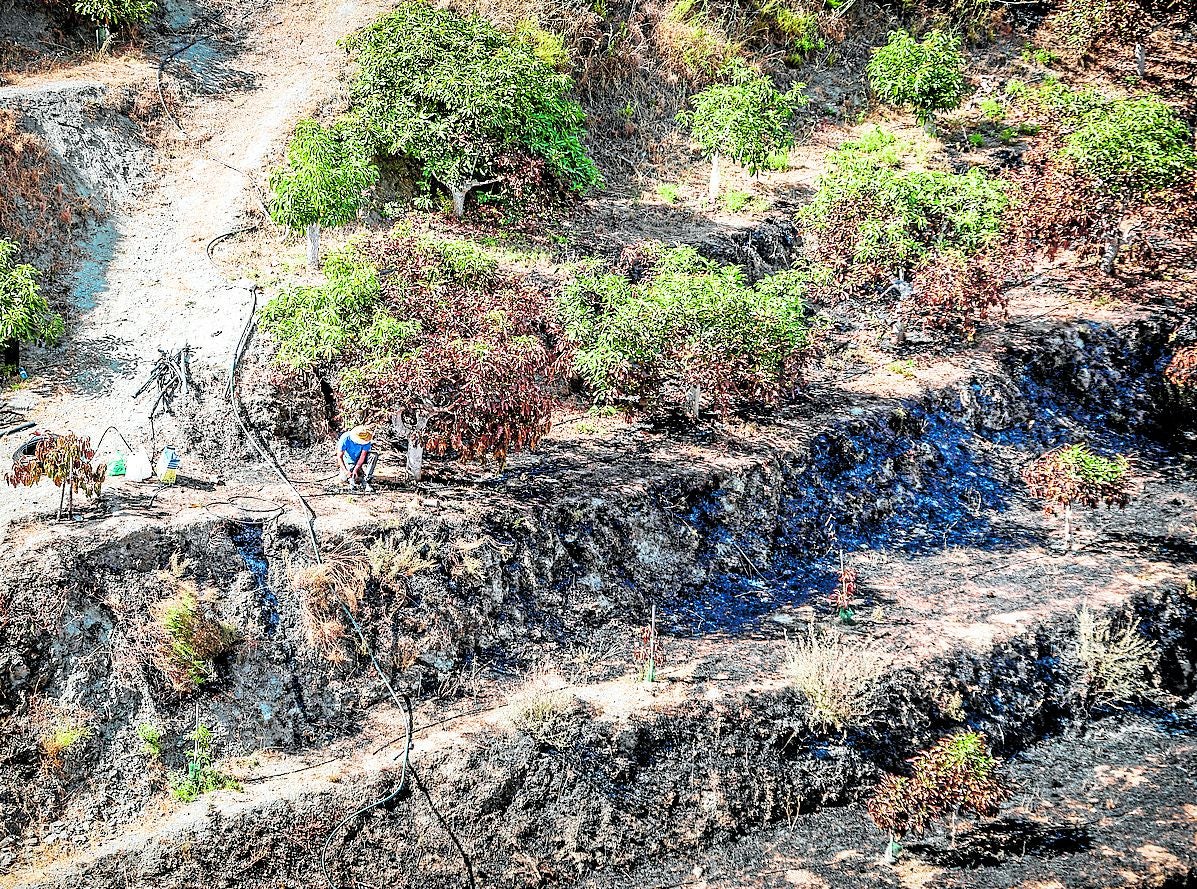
top-left (259, 246), bottom-right (383, 368)
top-left (1062, 97), bottom-right (1196, 192)
top-left (341, 3), bottom-right (598, 217)
top-left (0, 239), bottom-right (64, 369)
top-left (72, 0), bottom-right (155, 45)
top-left (867, 29), bottom-right (965, 127)
top-left (678, 61), bottom-right (806, 203)
top-left (561, 245), bottom-right (813, 418)
top-left (268, 120), bottom-right (378, 269)
top-left (1022, 444), bottom-right (1130, 546)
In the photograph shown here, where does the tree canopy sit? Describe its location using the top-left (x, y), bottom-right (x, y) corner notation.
top-left (0, 239), bottom-right (64, 351)
top-left (268, 120), bottom-right (379, 234)
top-left (341, 3), bottom-right (598, 197)
top-left (679, 61), bottom-right (806, 175)
top-left (867, 29), bottom-right (965, 124)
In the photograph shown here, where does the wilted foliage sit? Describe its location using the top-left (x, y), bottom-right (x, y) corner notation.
top-left (1021, 444), bottom-right (1130, 512)
top-left (868, 731), bottom-right (1007, 843)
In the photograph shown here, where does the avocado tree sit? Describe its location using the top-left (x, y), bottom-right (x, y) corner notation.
top-left (868, 731), bottom-right (1006, 862)
top-left (867, 29), bottom-right (965, 128)
top-left (268, 120), bottom-right (379, 269)
top-left (560, 245), bottom-right (812, 419)
top-left (72, 0), bottom-right (156, 47)
top-left (340, 2), bottom-right (598, 217)
top-left (678, 61), bottom-right (806, 204)
top-left (1021, 444), bottom-right (1130, 546)
top-left (0, 239), bottom-right (64, 369)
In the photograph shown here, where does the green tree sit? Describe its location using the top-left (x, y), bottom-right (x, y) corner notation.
top-left (0, 239), bottom-right (64, 369)
top-left (678, 61), bottom-right (806, 203)
top-left (560, 246), bottom-right (813, 418)
top-left (268, 120), bottom-right (379, 269)
top-left (72, 0), bottom-right (156, 47)
top-left (341, 3), bottom-right (598, 217)
top-left (867, 29), bottom-right (965, 127)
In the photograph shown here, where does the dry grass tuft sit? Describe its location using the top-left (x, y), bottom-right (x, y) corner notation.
top-left (151, 554), bottom-right (239, 691)
top-left (293, 538), bottom-right (372, 662)
top-left (1076, 605), bottom-right (1157, 707)
top-left (785, 626), bottom-right (890, 733)
top-left (507, 681), bottom-right (583, 748)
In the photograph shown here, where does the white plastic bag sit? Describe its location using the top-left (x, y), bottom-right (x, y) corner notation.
top-left (124, 451), bottom-right (153, 482)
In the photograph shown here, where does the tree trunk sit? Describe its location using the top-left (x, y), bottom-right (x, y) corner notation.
top-left (708, 151), bottom-right (720, 205)
top-left (306, 222), bottom-right (321, 270)
top-left (1136, 42), bottom-right (1146, 78)
top-left (392, 409), bottom-right (431, 482)
top-left (1100, 234), bottom-right (1121, 276)
top-left (686, 385), bottom-right (701, 421)
top-left (444, 178), bottom-right (502, 218)
top-left (3, 338), bottom-right (18, 370)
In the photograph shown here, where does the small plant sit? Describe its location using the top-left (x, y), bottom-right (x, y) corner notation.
top-left (887, 359), bottom-right (917, 378)
top-left (656, 183), bottom-right (681, 204)
top-left (633, 604), bottom-right (665, 682)
top-left (867, 731), bottom-right (1006, 861)
top-left (720, 189), bottom-right (754, 212)
top-left (967, 132), bottom-right (984, 148)
top-left (1021, 444), bottom-right (1130, 544)
top-left (867, 29), bottom-right (966, 126)
top-left (763, 148), bottom-right (790, 171)
top-left (509, 688), bottom-right (582, 749)
top-left (39, 711), bottom-right (93, 767)
top-left (831, 555), bottom-right (857, 623)
top-left (137, 722), bottom-right (164, 757)
top-left (978, 98), bottom-right (1004, 121)
top-left (6, 432), bottom-right (106, 520)
top-left (784, 626), bottom-right (889, 733)
top-left (512, 19), bottom-right (570, 71)
top-left (72, 0), bottom-right (155, 36)
top-left (367, 535), bottom-right (436, 589)
top-left (152, 556), bottom-right (239, 691)
top-left (0, 238), bottom-right (65, 370)
top-left (678, 60), bottom-right (806, 203)
top-left (170, 723), bottom-right (240, 802)
top-left (1075, 606), bottom-right (1156, 708)
top-left (268, 120), bottom-right (379, 269)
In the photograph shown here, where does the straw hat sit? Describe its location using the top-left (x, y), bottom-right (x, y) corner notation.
top-left (349, 425), bottom-right (374, 445)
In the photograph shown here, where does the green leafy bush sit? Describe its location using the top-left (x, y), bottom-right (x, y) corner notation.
top-left (342, 3), bottom-right (597, 214)
top-left (678, 61), bottom-right (805, 200)
top-left (72, 0), bottom-right (155, 29)
top-left (0, 239), bottom-right (65, 355)
top-left (1045, 0), bottom-right (1137, 62)
top-left (259, 246), bottom-right (383, 370)
top-left (867, 29), bottom-right (966, 124)
top-left (803, 128), bottom-right (1007, 272)
top-left (268, 120), bottom-right (378, 267)
top-left (1015, 81), bottom-right (1194, 191)
top-left (1062, 97), bottom-right (1196, 191)
top-left (170, 724), bottom-right (240, 802)
top-left (560, 245), bottom-right (813, 415)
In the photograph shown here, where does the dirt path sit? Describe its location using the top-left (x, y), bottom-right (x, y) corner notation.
top-left (0, 0), bottom-right (393, 540)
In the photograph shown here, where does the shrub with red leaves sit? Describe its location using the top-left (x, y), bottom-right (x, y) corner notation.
top-left (908, 249), bottom-right (1007, 338)
top-left (1164, 345), bottom-right (1197, 391)
top-left (868, 731), bottom-right (1007, 853)
top-left (340, 231), bottom-right (567, 467)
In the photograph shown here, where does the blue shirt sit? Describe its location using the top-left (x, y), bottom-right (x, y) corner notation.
top-left (338, 431), bottom-right (372, 464)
